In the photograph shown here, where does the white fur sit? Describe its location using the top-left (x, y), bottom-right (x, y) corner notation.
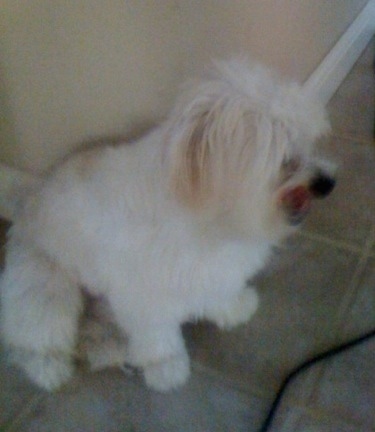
top-left (0, 58), bottom-right (332, 392)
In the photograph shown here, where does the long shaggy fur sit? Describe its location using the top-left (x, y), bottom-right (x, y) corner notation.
top-left (0, 58), bottom-right (333, 392)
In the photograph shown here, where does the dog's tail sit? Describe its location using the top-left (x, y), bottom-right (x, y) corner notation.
top-left (0, 162), bottom-right (41, 221)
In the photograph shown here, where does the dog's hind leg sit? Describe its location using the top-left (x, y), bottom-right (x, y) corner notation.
top-left (127, 324), bottom-right (190, 392)
top-left (0, 240), bottom-right (83, 390)
top-left (110, 302), bottom-right (190, 392)
top-left (77, 295), bottom-right (128, 371)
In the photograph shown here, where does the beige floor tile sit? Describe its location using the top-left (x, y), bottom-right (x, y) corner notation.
top-left (251, 256), bottom-right (375, 431)
top-left (328, 40), bottom-right (374, 143)
top-left (185, 236), bottom-right (358, 397)
top-left (343, 257), bottom-right (375, 338)
top-left (307, 337), bottom-right (375, 430)
top-left (304, 137), bottom-right (375, 246)
top-left (0, 347), bottom-right (43, 429)
top-left (302, 258), bottom-right (375, 430)
top-left (262, 405), bottom-right (304, 432)
top-left (269, 407), bottom-right (368, 432)
top-left (304, 257), bottom-right (375, 429)
top-left (13, 367), bottom-right (268, 432)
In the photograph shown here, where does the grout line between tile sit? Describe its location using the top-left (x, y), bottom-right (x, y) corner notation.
top-left (292, 402), bottom-right (371, 432)
top-left (299, 230), bottom-right (363, 254)
top-left (333, 223), bottom-right (375, 331)
top-left (269, 47), bottom-right (375, 429)
top-left (193, 227), bottom-right (375, 414)
top-left (301, 224), bottom-right (375, 407)
top-left (4, 394), bottom-right (44, 432)
top-left (191, 360), bottom-right (273, 401)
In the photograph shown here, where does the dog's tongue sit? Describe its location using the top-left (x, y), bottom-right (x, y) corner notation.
top-left (281, 186), bottom-right (312, 224)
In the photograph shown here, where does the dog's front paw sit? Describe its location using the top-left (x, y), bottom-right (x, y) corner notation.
top-left (209, 287), bottom-right (259, 330)
top-left (143, 352), bottom-right (190, 392)
top-left (12, 350), bottom-right (73, 391)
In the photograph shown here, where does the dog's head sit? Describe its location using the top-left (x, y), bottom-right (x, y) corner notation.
top-left (166, 59), bottom-right (335, 242)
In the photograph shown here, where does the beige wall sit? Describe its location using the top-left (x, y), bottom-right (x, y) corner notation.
top-left (0, 0), bottom-right (368, 172)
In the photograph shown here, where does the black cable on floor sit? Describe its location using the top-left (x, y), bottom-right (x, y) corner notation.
top-left (258, 327), bottom-right (375, 432)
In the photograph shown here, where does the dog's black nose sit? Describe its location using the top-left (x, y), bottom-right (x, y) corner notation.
top-left (309, 173), bottom-right (336, 198)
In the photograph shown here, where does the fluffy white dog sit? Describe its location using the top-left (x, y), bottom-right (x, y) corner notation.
top-left (0, 59), bottom-right (335, 392)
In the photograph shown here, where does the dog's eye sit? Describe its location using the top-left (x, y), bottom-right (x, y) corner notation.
top-left (282, 157), bottom-right (301, 179)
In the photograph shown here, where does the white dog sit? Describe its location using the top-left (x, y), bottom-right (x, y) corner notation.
top-left (0, 59), bottom-right (335, 392)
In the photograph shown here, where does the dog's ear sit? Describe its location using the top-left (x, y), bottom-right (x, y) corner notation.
top-left (167, 106), bottom-right (214, 209)
top-left (167, 88), bottom-right (244, 209)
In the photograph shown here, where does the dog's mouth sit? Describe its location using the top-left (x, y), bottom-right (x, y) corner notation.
top-left (279, 173), bottom-right (336, 225)
top-left (279, 185), bottom-right (312, 225)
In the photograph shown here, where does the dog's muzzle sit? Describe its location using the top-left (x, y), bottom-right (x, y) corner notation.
top-left (280, 172), bottom-right (336, 225)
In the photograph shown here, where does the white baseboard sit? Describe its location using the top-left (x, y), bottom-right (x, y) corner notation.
top-left (304, 0), bottom-right (375, 103)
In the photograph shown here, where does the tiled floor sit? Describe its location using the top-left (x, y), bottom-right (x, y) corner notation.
top-left (0, 41), bottom-right (374, 431)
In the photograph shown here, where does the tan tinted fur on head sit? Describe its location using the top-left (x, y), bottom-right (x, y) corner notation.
top-left (171, 112), bottom-right (214, 209)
